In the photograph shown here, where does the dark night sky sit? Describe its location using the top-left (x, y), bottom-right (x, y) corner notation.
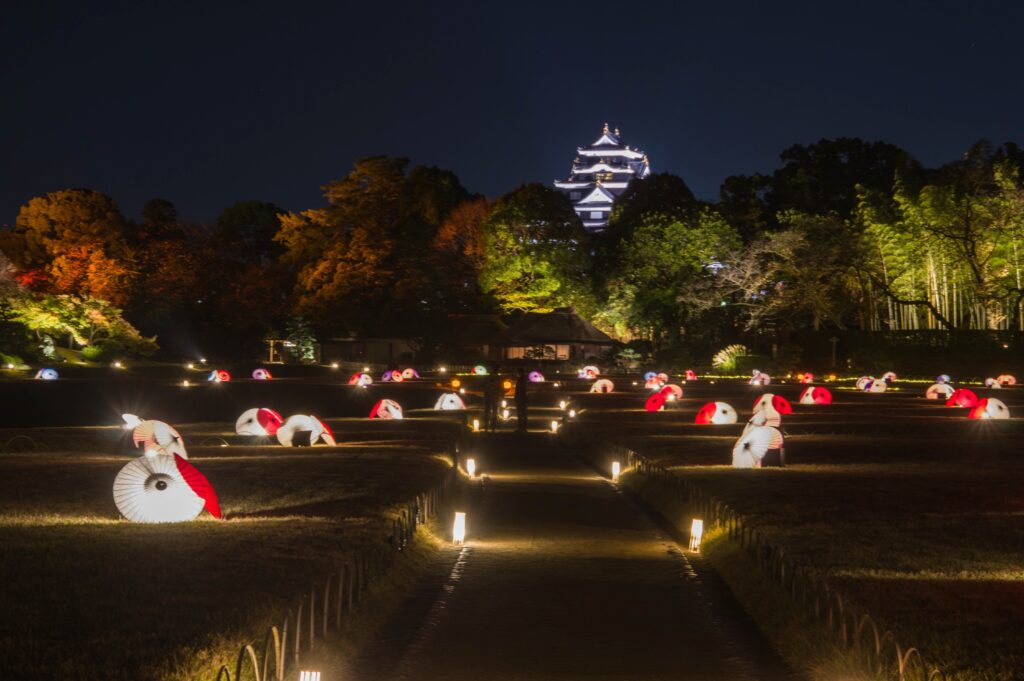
top-left (2, 0), bottom-right (1022, 225)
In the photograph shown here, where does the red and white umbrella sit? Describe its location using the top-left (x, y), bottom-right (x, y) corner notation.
top-left (855, 376), bottom-right (873, 391)
top-left (644, 377), bottom-right (664, 390)
top-left (684, 370), bottom-right (697, 381)
top-left (946, 389), bottom-right (979, 408)
top-left (645, 391), bottom-right (668, 412)
top-left (867, 380), bottom-right (887, 393)
top-left (207, 369), bottom-right (231, 382)
top-left (997, 374), bottom-right (1017, 386)
top-left (799, 386), bottom-right (832, 405)
top-left (590, 379), bottom-right (615, 393)
top-left (578, 365), bottom-right (600, 379)
top-left (882, 371), bottom-right (897, 383)
top-left (661, 384), bottom-right (684, 400)
top-left (968, 397), bottom-right (1010, 419)
top-left (732, 426), bottom-right (777, 468)
top-left (276, 414), bottom-right (336, 446)
top-left (749, 370), bottom-right (771, 386)
top-left (251, 368), bottom-right (272, 380)
top-left (925, 383), bottom-right (955, 400)
top-left (348, 372), bottom-right (373, 386)
top-left (434, 393), bottom-right (466, 411)
top-left (113, 454), bottom-right (220, 523)
top-left (984, 378), bottom-right (1001, 389)
top-left (125, 415), bottom-right (187, 459)
top-left (402, 368), bottom-right (419, 379)
top-left (752, 394), bottom-right (792, 415)
top-left (695, 401), bottom-right (737, 425)
top-left (235, 407), bottom-right (284, 436)
top-left (798, 372), bottom-right (814, 384)
top-left (370, 399), bottom-right (404, 419)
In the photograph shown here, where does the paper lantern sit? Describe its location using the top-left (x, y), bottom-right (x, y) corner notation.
top-left (799, 386), bottom-right (832, 405)
top-left (252, 368), bottom-right (272, 380)
top-left (528, 370), bottom-right (545, 383)
top-left (661, 384), bottom-right (683, 400)
top-left (925, 383), bottom-right (955, 400)
top-left (472, 365), bottom-right (488, 375)
top-left (946, 389), bottom-right (979, 408)
top-left (370, 399), bottom-right (403, 420)
top-left (235, 407), bottom-right (284, 436)
top-left (997, 374), bottom-right (1016, 386)
top-left (207, 369), bottom-right (231, 382)
top-left (968, 397), bottom-right (1010, 420)
top-left (433, 392), bottom-right (466, 411)
top-left (402, 368), bottom-right (419, 379)
top-left (688, 519), bottom-right (703, 552)
top-left (348, 372), bottom-right (373, 386)
top-left (694, 401), bottom-right (737, 424)
top-left (126, 415), bottom-right (188, 459)
top-left (34, 368), bottom-right (58, 380)
top-left (113, 454), bottom-right (220, 523)
top-left (579, 365), bottom-right (600, 379)
top-left (684, 370), bottom-right (697, 381)
top-left (453, 511), bottom-right (466, 544)
top-left (276, 415), bottom-right (336, 446)
top-left (590, 379), bottom-right (615, 393)
top-left (645, 391), bottom-right (668, 412)
top-left (611, 461), bottom-right (620, 482)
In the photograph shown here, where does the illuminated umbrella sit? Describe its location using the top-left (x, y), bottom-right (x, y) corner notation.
top-left (925, 383), bottom-right (955, 400)
top-left (798, 372), bottom-right (815, 384)
top-left (528, 371), bottom-right (545, 383)
top-left (661, 384), bottom-right (684, 400)
top-left (207, 369), bottom-right (231, 382)
top-left (656, 372), bottom-right (670, 384)
top-left (968, 397), bottom-right (1010, 420)
top-left (370, 399), bottom-right (404, 420)
top-left (695, 401), bottom-right (737, 425)
top-left (984, 378), bottom-right (1002, 389)
top-left (855, 376), bottom-right (873, 391)
top-left (867, 380), bottom-right (887, 393)
top-left (685, 369), bottom-right (697, 381)
top-left (252, 368), bottom-right (272, 380)
top-left (882, 371), bottom-right (897, 383)
top-left (753, 394), bottom-right (793, 415)
top-left (113, 454), bottom-right (220, 523)
top-left (645, 377), bottom-right (665, 390)
top-left (936, 374), bottom-right (951, 384)
top-left (749, 370), bottom-right (771, 386)
top-left (348, 372), bottom-right (373, 386)
top-left (276, 415), bottom-right (336, 446)
top-left (643, 371), bottom-right (657, 381)
top-left (946, 389), bottom-right (979, 408)
top-left (579, 365), bottom-right (600, 379)
top-left (645, 391), bottom-right (668, 412)
top-left (235, 407), bottom-right (284, 436)
top-left (126, 415), bottom-right (188, 459)
top-left (433, 393), bottom-right (466, 411)
top-left (997, 374), bottom-right (1017, 386)
top-left (472, 365), bottom-right (488, 375)
top-left (732, 426), bottom-right (776, 468)
top-left (381, 370), bottom-right (404, 382)
top-left (590, 379), bottom-right (615, 393)
top-left (34, 368), bottom-right (58, 380)
top-left (402, 368), bottom-right (419, 379)
top-left (799, 386), bottom-right (832, 405)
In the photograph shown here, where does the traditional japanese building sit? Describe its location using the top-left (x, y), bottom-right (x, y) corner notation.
top-left (554, 123), bottom-right (651, 231)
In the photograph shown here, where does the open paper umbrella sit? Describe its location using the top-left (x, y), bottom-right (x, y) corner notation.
top-left (590, 379), bottom-right (615, 393)
top-left (867, 380), bottom-right (887, 393)
top-left (749, 370), bottom-right (771, 386)
top-left (855, 376), bottom-right (873, 391)
top-left (434, 393), bottom-right (466, 411)
top-left (402, 368), bottom-right (419, 379)
top-left (348, 372), bottom-right (373, 386)
top-left (661, 384), bottom-right (684, 400)
top-left (656, 372), bottom-right (669, 384)
top-left (207, 369), bottom-right (231, 382)
top-left (684, 370), bottom-right (697, 381)
top-left (799, 386), bottom-right (832, 405)
top-left (798, 372), bottom-right (815, 384)
top-left (235, 407), bottom-right (284, 436)
top-left (732, 426), bottom-right (775, 468)
top-left (528, 371), bottom-right (545, 383)
top-left (882, 371), bottom-right (897, 383)
top-left (277, 415), bottom-right (335, 446)
top-left (946, 389), bottom-right (979, 408)
top-left (252, 368), bottom-right (272, 380)
top-left (129, 417), bottom-right (188, 459)
top-left (644, 377), bottom-right (664, 390)
top-left (969, 397), bottom-right (1010, 419)
top-left (370, 399), bottom-right (403, 419)
top-left (997, 374), bottom-right (1016, 386)
top-left (472, 365), bottom-right (488, 375)
top-left (113, 454), bottom-right (219, 523)
top-left (753, 394), bottom-right (792, 415)
top-left (936, 374), bottom-right (951, 384)
top-left (35, 368), bottom-right (58, 380)
top-left (645, 391), bottom-right (668, 412)
top-left (984, 378), bottom-right (1001, 389)
top-left (925, 383), bottom-right (955, 400)
top-left (695, 401), bottom-right (737, 425)
top-left (578, 365), bottom-right (600, 379)
top-left (643, 371), bottom-right (657, 381)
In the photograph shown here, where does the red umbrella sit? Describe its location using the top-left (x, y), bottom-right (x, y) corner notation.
top-left (174, 454), bottom-right (221, 519)
top-left (946, 389), bottom-right (978, 408)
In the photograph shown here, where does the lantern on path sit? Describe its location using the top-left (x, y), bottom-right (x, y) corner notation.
top-left (453, 511), bottom-right (466, 544)
top-left (688, 519), bottom-right (704, 552)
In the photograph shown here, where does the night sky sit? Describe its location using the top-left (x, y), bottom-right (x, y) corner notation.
top-left (3, 0), bottom-right (1023, 224)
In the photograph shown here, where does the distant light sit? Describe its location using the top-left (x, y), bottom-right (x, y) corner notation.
top-left (330, 362), bottom-right (339, 369)
top-left (299, 672), bottom-right (321, 681)
top-left (362, 366), bottom-right (370, 372)
top-left (439, 366), bottom-right (447, 373)
top-left (559, 400), bottom-right (567, 410)
top-left (689, 519), bottom-right (704, 552)
top-left (632, 380), bottom-right (638, 386)
top-left (568, 409), bottom-right (577, 418)
top-left (459, 388), bottom-right (465, 394)
top-left (186, 362), bottom-right (194, 369)
top-left (453, 511), bottom-right (466, 544)
top-left (553, 382), bottom-right (560, 388)
top-left (472, 419), bottom-right (480, 432)
top-left (501, 408), bottom-right (509, 421)
top-left (501, 399), bottom-right (507, 408)
top-left (113, 361), bottom-right (123, 369)
top-left (550, 420), bottom-right (560, 433)
top-left (199, 358), bottom-right (207, 364)
top-left (611, 461), bottom-right (620, 482)
top-left (182, 380), bottom-right (190, 387)
top-left (466, 458), bottom-right (476, 477)
top-left (4, 363), bottom-right (13, 370)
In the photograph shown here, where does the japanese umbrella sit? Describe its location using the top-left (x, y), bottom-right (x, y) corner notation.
top-left (753, 394), bottom-right (793, 415)
top-left (348, 372), bottom-right (373, 386)
top-left (662, 384), bottom-right (684, 400)
top-left (207, 369), bottom-right (231, 382)
top-left (946, 389), bottom-right (979, 408)
top-left (656, 372), bottom-right (670, 384)
top-left (645, 377), bottom-right (665, 390)
top-left (968, 397), bottom-right (1010, 420)
top-left (936, 374), bottom-right (951, 384)
top-left (113, 454), bottom-right (220, 523)
top-left (252, 368), bottom-right (272, 380)
top-left (695, 401), bottom-right (737, 425)
top-left (381, 370), bottom-right (404, 383)
top-left (684, 369), bottom-right (697, 381)
top-left (433, 393), bottom-right (466, 411)
top-left (579, 365), bottom-right (600, 379)
top-left (528, 371), bottom-right (545, 383)
top-left (882, 371), bottom-right (897, 383)
top-left (997, 374), bottom-right (1017, 386)
top-left (984, 378), bottom-right (1002, 389)
top-left (402, 368), bottom-right (419, 379)
top-left (749, 370), bottom-right (771, 386)
top-left (370, 399), bottom-right (404, 420)
top-left (925, 383), bottom-right (955, 400)
top-left (867, 380), bottom-right (887, 393)
top-left (732, 426), bottom-right (779, 468)
top-left (799, 386), bottom-right (832, 405)
top-left (798, 372), bottom-right (814, 384)
top-left (276, 415), bottom-right (336, 446)
top-left (35, 368), bottom-right (58, 380)
top-left (590, 379), bottom-right (615, 393)
top-left (235, 407), bottom-right (284, 436)
top-left (643, 371), bottom-right (657, 381)
top-left (127, 416), bottom-right (188, 459)
top-left (855, 376), bottom-right (873, 391)
top-left (472, 365), bottom-right (488, 375)
top-left (645, 391), bottom-right (668, 412)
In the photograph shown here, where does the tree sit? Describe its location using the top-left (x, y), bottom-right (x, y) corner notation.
top-left (431, 197), bottom-right (493, 312)
top-left (479, 184), bottom-right (591, 313)
top-left (215, 200), bottom-right (285, 265)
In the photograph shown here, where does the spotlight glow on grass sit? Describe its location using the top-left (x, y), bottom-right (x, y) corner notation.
top-left (688, 519), bottom-right (704, 552)
top-left (466, 458), bottom-right (476, 477)
top-left (453, 511), bottom-right (466, 545)
top-left (611, 461), bottom-right (620, 482)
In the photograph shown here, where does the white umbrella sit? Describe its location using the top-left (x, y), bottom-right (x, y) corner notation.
top-left (127, 416), bottom-right (187, 459)
top-left (276, 414), bottom-right (335, 446)
top-left (732, 426), bottom-right (776, 468)
top-left (113, 455), bottom-right (204, 523)
top-left (370, 399), bottom-right (404, 419)
top-left (235, 407), bottom-right (284, 436)
top-left (590, 379), bottom-right (615, 393)
top-left (695, 401), bottom-right (737, 424)
top-left (434, 393), bottom-right (466, 411)
top-left (925, 383), bottom-right (954, 400)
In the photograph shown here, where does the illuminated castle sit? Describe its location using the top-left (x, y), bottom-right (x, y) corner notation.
top-left (554, 123), bottom-right (651, 231)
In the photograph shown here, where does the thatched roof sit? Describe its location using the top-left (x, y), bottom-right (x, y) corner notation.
top-left (492, 308), bottom-right (614, 346)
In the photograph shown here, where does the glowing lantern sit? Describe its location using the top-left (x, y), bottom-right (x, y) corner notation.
top-left (946, 389), bottom-right (979, 408)
top-left (558, 400), bottom-right (567, 410)
top-left (186, 362), bottom-right (194, 369)
top-left (528, 370), bottom-right (545, 383)
top-left (453, 511), bottom-right (466, 544)
top-left (611, 461), bottom-right (620, 482)
top-left (661, 384), bottom-right (683, 400)
top-left (451, 378), bottom-right (462, 389)
top-left (34, 368), bottom-right (58, 380)
top-left (550, 420), bottom-right (560, 432)
top-left (799, 386), bottom-right (832, 405)
top-left (579, 365), bottom-right (600, 379)
top-left (113, 453), bottom-right (220, 523)
top-left (968, 397), bottom-right (1010, 420)
top-left (370, 399), bottom-right (404, 419)
top-left (276, 415), bottom-right (335, 446)
top-left (434, 392), bottom-right (466, 411)
top-left (984, 378), bottom-right (1002, 389)
top-left (299, 673), bottom-right (321, 681)
top-left (568, 408), bottom-right (577, 418)
top-left (348, 372), bottom-right (373, 386)
top-left (472, 419), bottom-right (480, 431)
top-left (997, 374), bottom-right (1016, 386)
top-left (125, 415), bottom-right (188, 459)
top-left (590, 379), bottom-right (615, 393)
top-left (330, 362), bottom-right (339, 369)
top-left (503, 379), bottom-right (513, 391)
top-left (472, 365), bottom-right (488, 375)
top-left (645, 391), bottom-right (668, 412)
top-left (112, 361), bottom-right (124, 369)
top-left (207, 370), bottom-right (231, 382)
top-left (439, 366), bottom-right (447, 373)
top-left (925, 383), bottom-right (955, 400)
top-left (694, 401), bottom-right (738, 424)
top-left (235, 408), bottom-right (284, 436)
top-left (251, 368), bottom-right (272, 380)
top-left (182, 380), bottom-right (191, 387)
top-left (502, 408), bottom-right (510, 421)
top-left (465, 458), bottom-right (477, 477)
top-left (688, 519), bottom-right (704, 552)
top-left (684, 369), bottom-right (697, 381)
